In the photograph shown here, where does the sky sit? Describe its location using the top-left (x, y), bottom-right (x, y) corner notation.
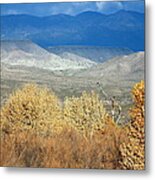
top-left (1, 1), bottom-right (144, 16)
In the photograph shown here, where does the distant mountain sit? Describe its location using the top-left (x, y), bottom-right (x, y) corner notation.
top-left (75, 52), bottom-right (144, 83)
top-left (48, 46), bottom-right (133, 63)
top-left (1, 48), bottom-right (144, 103)
top-left (1, 41), bottom-right (96, 70)
top-left (101, 10), bottom-right (144, 31)
top-left (1, 10), bottom-right (144, 51)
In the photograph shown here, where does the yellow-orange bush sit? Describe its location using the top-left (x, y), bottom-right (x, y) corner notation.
top-left (119, 81), bottom-right (145, 170)
top-left (0, 84), bottom-right (63, 135)
top-left (63, 91), bottom-right (110, 137)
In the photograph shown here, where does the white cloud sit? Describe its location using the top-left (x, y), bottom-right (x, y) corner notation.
top-left (47, 2), bottom-right (97, 16)
top-left (96, 2), bottom-right (107, 11)
top-left (96, 2), bottom-right (124, 14)
top-left (1, 1), bottom-right (144, 17)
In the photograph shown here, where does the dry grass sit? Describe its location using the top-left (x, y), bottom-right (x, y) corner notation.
top-left (0, 125), bottom-right (127, 169)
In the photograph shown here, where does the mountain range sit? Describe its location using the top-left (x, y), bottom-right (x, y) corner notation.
top-left (1, 40), bottom-right (135, 70)
top-left (75, 51), bottom-right (144, 81)
top-left (1, 40), bottom-right (144, 110)
top-left (1, 41), bottom-right (96, 70)
top-left (48, 46), bottom-right (133, 63)
top-left (1, 10), bottom-right (144, 51)
top-left (1, 40), bottom-right (144, 90)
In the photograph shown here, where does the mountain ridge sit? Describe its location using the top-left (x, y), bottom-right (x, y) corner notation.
top-left (74, 51), bottom-right (144, 81)
top-left (1, 10), bottom-right (144, 51)
top-left (47, 45), bottom-right (133, 63)
top-left (1, 40), bottom-right (97, 71)
top-left (0, 10), bottom-right (144, 18)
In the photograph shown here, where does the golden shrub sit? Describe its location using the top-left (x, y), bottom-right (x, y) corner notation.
top-left (119, 80), bottom-right (145, 170)
top-left (63, 91), bottom-right (111, 137)
top-left (0, 84), bottom-right (63, 135)
top-left (0, 86), bottom-right (129, 169)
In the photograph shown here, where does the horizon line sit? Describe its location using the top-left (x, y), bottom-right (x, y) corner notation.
top-left (0, 9), bottom-right (144, 17)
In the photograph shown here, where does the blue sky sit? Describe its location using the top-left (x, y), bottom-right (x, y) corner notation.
top-left (1, 1), bottom-right (144, 16)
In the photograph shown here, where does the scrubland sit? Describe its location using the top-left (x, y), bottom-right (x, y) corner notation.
top-left (0, 81), bottom-right (145, 169)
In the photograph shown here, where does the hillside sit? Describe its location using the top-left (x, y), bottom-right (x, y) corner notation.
top-left (75, 52), bottom-right (144, 80)
top-left (1, 48), bottom-right (144, 102)
top-left (1, 41), bottom-right (96, 70)
top-left (48, 46), bottom-right (133, 63)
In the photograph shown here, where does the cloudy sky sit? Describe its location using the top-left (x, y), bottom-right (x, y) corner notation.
top-left (1, 1), bottom-right (144, 16)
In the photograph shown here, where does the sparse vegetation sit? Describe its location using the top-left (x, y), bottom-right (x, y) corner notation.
top-left (0, 81), bottom-right (145, 169)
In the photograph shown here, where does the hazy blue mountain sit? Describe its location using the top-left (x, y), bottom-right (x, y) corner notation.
top-left (1, 10), bottom-right (144, 51)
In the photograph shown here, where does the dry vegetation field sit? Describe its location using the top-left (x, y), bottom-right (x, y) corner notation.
top-left (0, 81), bottom-right (145, 169)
